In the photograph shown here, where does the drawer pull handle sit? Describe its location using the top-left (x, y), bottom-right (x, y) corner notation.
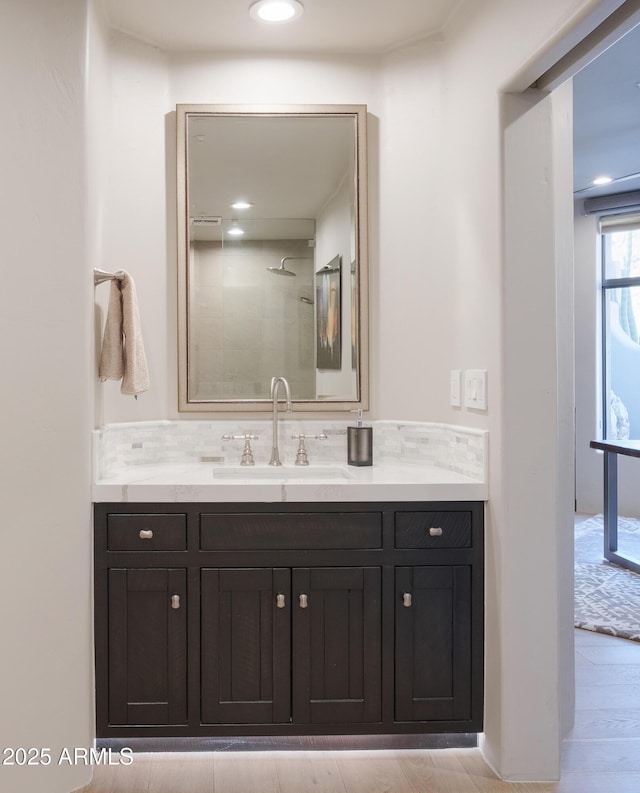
top-left (299, 593), bottom-right (308, 609)
top-left (276, 594), bottom-right (286, 609)
top-left (429, 527), bottom-right (443, 537)
top-left (403, 592), bottom-right (412, 608)
top-left (171, 595), bottom-right (180, 610)
top-left (139, 529), bottom-right (154, 540)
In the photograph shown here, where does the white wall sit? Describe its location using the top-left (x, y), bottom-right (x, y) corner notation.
top-left (96, 31), bottom-right (171, 424)
top-left (0, 1), bottom-right (95, 791)
top-left (374, 42), bottom-right (444, 418)
top-left (499, 83), bottom-right (576, 779)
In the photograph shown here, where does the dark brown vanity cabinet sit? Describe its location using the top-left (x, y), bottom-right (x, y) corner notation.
top-left (292, 566), bottom-right (381, 725)
top-left (395, 566), bottom-right (471, 722)
top-left (200, 566), bottom-right (381, 726)
top-left (94, 501), bottom-right (483, 738)
top-left (106, 568), bottom-right (188, 727)
top-left (94, 512), bottom-right (189, 730)
top-left (393, 510), bottom-right (475, 723)
top-left (200, 567), bottom-right (291, 726)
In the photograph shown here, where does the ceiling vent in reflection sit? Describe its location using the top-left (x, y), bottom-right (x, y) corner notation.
top-left (190, 216), bottom-right (222, 226)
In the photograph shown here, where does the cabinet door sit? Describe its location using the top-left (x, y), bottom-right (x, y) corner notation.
top-left (201, 568), bottom-right (291, 724)
top-left (108, 568), bottom-right (187, 726)
top-left (395, 566), bottom-right (471, 722)
top-left (292, 567), bottom-right (381, 724)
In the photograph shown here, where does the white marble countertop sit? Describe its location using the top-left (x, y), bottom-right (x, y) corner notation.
top-left (93, 461), bottom-right (488, 503)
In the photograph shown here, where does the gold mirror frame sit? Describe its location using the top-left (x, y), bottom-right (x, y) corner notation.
top-left (176, 104), bottom-right (369, 413)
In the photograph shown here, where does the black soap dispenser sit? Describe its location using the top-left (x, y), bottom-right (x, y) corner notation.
top-left (347, 409), bottom-right (373, 466)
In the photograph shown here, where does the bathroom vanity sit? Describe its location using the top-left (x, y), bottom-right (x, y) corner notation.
top-left (94, 499), bottom-right (483, 738)
top-left (93, 421), bottom-right (487, 740)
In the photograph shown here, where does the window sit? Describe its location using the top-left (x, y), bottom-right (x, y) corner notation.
top-left (600, 213), bottom-right (640, 439)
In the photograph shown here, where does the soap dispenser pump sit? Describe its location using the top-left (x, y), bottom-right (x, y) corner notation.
top-left (347, 409), bottom-right (373, 466)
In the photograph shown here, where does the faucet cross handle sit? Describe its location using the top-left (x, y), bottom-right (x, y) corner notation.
top-left (221, 433), bottom-right (259, 466)
top-left (291, 433), bottom-right (328, 466)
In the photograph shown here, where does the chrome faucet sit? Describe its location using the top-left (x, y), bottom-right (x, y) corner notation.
top-left (269, 376), bottom-right (292, 466)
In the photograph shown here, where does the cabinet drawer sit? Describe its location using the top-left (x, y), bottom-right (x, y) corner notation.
top-left (107, 514), bottom-right (187, 551)
top-left (200, 512), bottom-right (382, 550)
top-left (395, 511), bottom-right (471, 549)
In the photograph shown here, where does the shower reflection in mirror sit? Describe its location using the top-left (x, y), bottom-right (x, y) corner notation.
top-left (188, 226), bottom-right (317, 400)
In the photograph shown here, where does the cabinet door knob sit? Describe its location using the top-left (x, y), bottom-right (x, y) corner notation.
top-left (171, 594), bottom-right (180, 610)
top-left (429, 527), bottom-right (443, 536)
top-left (402, 592), bottom-right (412, 608)
top-left (276, 594), bottom-right (286, 609)
top-left (139, 529), bottom-right (154, 539)
top-left (299, 593), bottom-right (308, 609)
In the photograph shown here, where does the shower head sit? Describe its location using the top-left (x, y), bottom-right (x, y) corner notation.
top-left (268, 259), bottom-right (296, 276)
top-left (266, 257), bottom-right (311, 277)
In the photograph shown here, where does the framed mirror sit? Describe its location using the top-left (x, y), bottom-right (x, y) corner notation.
top-left (176, 104), bottom-right (369, 412)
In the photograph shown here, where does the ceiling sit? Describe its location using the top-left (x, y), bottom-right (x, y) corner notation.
top-left (100, 0), bottom-right (640, 201)
top-left (99, 0), bottom-right (466, 55)
top-left (187, 113), bottom-right (356, 241)
top-left (573, 21), bottom-right (640, 198)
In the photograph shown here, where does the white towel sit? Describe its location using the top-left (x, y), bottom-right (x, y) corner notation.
top-left (98, 270), bottom-right (150, 396)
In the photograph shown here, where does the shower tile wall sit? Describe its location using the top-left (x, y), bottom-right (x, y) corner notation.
top-left (190, 239), bottom-right (315, 399)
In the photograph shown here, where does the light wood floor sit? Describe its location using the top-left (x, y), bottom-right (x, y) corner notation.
top-left (77, 629), bottom-right (640, 793)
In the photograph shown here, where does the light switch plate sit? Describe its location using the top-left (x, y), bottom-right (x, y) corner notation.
top-left (450, 370), bottom-right (462, 407)
top-left (464, 369), bottom-right (488, 410)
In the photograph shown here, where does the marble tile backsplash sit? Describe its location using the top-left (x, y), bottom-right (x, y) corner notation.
top-left (94, 420), bottom-right (487, 481)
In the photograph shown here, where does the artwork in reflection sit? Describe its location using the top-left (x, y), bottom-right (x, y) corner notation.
top-left (316, 256), bottom-right (342, 370)
top-left (351, 260), bottom-right (357, 370)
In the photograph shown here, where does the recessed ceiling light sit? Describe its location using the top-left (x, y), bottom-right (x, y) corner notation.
top-left (227, 220), bottom-right (245, 237)
top-left (249, 0), bottom-right (304, 24)
top-left (230, 200), bottom-right (254, 210)
top-left (592, 176), bottom-right (613, 186)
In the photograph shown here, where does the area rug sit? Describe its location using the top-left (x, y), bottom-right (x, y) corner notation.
top-left (574, 514), bottom-right (640, 642)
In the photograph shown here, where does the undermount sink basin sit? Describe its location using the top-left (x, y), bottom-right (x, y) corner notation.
top-left (212, 465), bottom-right (355, 481)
